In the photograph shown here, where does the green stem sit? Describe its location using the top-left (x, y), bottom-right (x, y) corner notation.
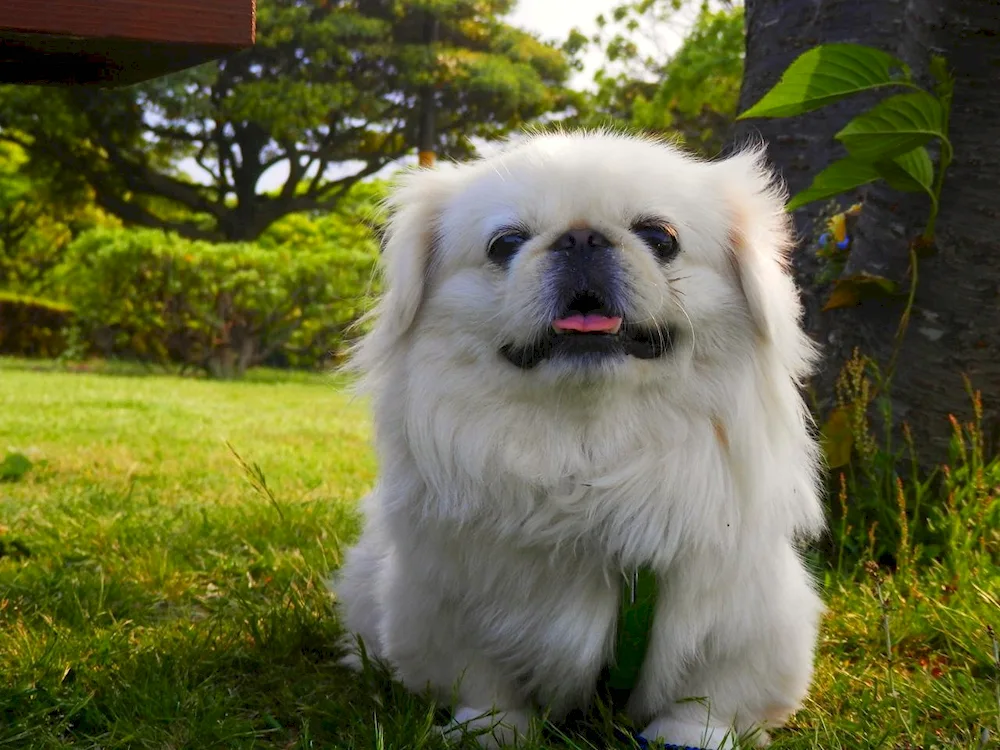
top-left (880, 244), bottom-right (918, 396)
top-left (885, 87), bottom-right (952, 389)
top-left (923, 84), bottom-right (954, 240)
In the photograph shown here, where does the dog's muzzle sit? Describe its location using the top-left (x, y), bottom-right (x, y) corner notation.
top-left (500, 228), bottom-right (676, 370)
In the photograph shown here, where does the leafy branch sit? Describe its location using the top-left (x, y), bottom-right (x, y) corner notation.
top-left (738, 43), bottom-right (956, 470)
top-left (738, 43), bottom-right (954, 241)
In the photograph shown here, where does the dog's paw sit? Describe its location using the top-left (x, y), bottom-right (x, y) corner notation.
top-left (336, 634), bottom-right (393, 677)
top-left (338, 651), bottom-right (363, 672)
top-left (436, 706), bottom-right (532, 748)
top-left (336, 635), bottom-right (366, 672)
top-left (639, 717), bottom-right (766, 750)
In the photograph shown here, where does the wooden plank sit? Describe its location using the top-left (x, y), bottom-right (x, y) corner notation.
top-left (0, 0), bottom-right (255, 48)
top-left (0, 0), bottom-right (255, 86)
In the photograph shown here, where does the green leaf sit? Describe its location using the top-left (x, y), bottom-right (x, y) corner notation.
top-left (738, 43), bottom-right (910, 120)
top-left (788, 147), bottom-right (935, 212)
top-left (822, 272), bottom-right (899, 313)
top-left (821, 407), bottom-right (854, 468)
top-left (786, 157), bottom-right (881, 211)
top-left (929, 55), bottom-right (955, 102)
top-left (929, 56), bottom-right (949, 87)
top-left (606, 566), bottom-right (659, 692)
top-left (874, 147), bottom-right (935, 196)
top-left (0, 452), bottom-right (33, 482)
top-left (836, 92), bottom-right (944, 162)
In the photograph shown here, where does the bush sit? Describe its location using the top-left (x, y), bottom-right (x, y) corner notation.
top-left (0, 291), bottom-right (73, 357)
top-left (55, 227), bottom-right (378, 377)
top-left (257, 181), bottom-right (388, 255)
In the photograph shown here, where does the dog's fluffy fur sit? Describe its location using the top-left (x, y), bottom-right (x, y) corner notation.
top-left (332, 132), bottom-right (825, 749)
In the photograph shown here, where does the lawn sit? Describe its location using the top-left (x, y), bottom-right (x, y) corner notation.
top-left (1, 358), bottom-right (998, 749)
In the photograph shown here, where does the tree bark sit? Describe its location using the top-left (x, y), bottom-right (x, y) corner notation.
top-left (732, 0), bottom-right (910, 417)
top-left (882, 0), bottom-right (1000, 460)
top-left (733, 0), bottom-right (1000, 465)
top-left (417, 11), bottom-right (440, 168)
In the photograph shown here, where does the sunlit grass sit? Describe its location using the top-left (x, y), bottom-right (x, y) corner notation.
top-left (1, 359), bottom-right (997, 749)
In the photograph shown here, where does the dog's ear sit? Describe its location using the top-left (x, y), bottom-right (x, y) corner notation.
top-left (349, 166), bottom-right (454, 381)
top-left (717, 148), bottom-right (816, 380)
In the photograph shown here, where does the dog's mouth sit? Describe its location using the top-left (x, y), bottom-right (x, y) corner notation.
top-left (500, 291), bottom-right (675, 370)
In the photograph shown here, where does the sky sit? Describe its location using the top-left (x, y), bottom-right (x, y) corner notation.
top-left (509, 0), bottom-right (694, 86)
top-left (181, 0), bottom-right (665, 193)
top-left (510, 0), bottom-right (626, 87)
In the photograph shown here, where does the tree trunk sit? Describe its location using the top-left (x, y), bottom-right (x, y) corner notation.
top-left (732, 0), bottom-right (910, 419)
top-left (417, 10), bottom-right (439, 168)
top-left (881, 0), bottom-right (1000, 460)
top-left (734, 0), bottom-right (1000, 465)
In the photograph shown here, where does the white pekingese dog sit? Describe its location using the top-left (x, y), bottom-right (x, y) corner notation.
top-left (332, 131), bottom-right (825, 749)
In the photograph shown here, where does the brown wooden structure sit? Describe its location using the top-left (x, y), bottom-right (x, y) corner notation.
top-left (0, 0), bottom-right (256, 86)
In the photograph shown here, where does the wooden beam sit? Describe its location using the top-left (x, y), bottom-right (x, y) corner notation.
top-left (0, 0), bottom-right (255, 86)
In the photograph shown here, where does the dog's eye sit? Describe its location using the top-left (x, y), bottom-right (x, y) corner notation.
top-left (487, 230), bottom-right (529, 267)
top-left (633, 221), bottom-right (679, 263)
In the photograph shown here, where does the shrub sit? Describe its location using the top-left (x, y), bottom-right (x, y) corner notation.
top-left (55, 227), bottom-right (378, 377)
top-left (257, 181), bottom-right (388, 255)
top-left (0, 291), bottom-right (73, 357)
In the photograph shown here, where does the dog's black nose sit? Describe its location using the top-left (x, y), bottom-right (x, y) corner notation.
top-left (550, 228), bottom-right (612, 252)
top-left (547, 227), bottom-right (624, 319)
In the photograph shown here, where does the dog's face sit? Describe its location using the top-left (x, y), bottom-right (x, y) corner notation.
top-left (357, 132), bottom-right (810, 395)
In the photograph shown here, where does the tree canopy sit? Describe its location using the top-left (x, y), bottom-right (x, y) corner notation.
top-left (0, 0), bottom-right (578, 242)
top-left (575, 0), bottom-right (743, 156)
top-left (0, 141), bottom-right (117, 290)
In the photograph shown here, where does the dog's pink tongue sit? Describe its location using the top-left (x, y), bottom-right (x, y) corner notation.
top-left (552, 314), bottom-right (623, 333)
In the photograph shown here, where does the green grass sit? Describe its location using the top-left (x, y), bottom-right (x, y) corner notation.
top-left (1, 358), bottom-right (998, 749)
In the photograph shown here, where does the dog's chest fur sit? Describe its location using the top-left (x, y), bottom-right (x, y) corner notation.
top-left (379, 437), bottom-right (741, 708)
top-left (367, 361), bottom-right (764, 714)
top-left (413, 516), bottom-right (621, 711)
top-left (390, 393), bottom-right (741, 573)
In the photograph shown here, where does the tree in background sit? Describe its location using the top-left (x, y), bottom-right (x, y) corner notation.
top-left (0, 0), bottom-right (576, 242)
top-left (576, 0), bottom-right (743, 156)
top-left (0, 142), bottom-right (117, 291)
top-left (734, 0), bottom-right (1000, 463)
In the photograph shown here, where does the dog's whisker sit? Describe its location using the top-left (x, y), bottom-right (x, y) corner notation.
top-left (675, 299), bottom-right (698, 356)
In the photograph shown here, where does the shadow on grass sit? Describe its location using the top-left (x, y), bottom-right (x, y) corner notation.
top-left (0, 598), bottom-right (624, 750)
top-left (0, 555), bottom-right (644, 750)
